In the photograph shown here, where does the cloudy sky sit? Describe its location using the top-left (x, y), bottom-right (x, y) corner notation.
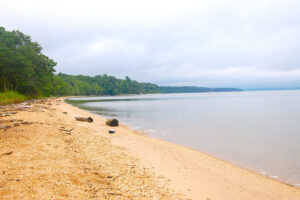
top-left (1, 0), bottom-right (300, 89)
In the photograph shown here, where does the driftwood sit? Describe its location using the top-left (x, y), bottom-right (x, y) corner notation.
top-left (75, 117), bottom-right (93, 123)
top-left (0, 125), bottom-right (11, 130)
top-left (1, 151), bottom-right (13, 157)
top-left (59, 127), bottom-right (74, 135)
top-left (0, 112), bottom-right (17, 117)
top-left (21, 121), bottom-right (33, 125)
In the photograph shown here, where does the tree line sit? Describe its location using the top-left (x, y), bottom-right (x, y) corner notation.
top-left (0, 26), bottom-right (241, 98)
top-left (52, 73), bottom-right (160, 96)
top-left (0, 27), bottom-right (160, 97)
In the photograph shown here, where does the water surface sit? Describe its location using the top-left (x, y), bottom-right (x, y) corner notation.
top-left (67, 90), bottom-right (300, 186)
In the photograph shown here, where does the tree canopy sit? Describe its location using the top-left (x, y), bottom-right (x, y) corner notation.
top-left (0, 27), bottom-right (56, 96)
top-left (51, 73), bottom-right (160, 96)
top-left (0, 27), bottom-right (160, 97)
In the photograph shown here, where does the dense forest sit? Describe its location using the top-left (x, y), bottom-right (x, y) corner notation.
top-left (52, 73), bottom-right (160, 96)
top-left (0, 27), bottom-right (56, 96)
top-left (0, 27), bottom-right (241, 99)
top-left (0, 27), bottom-right (160, 97)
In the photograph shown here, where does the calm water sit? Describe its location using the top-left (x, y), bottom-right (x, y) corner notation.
top-left (67, 90), bottom-right (300, 186)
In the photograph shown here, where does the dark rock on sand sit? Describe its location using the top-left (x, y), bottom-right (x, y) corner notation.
top-left (106, 119), bottom-right (119, 127)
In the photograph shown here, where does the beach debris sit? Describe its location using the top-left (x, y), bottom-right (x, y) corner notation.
top-left (75, 116), bottom-right (93, 123)
top-left (106, 119), bottom-right (119, 127)
top-left (17, 105), bottom-right (32, 108)
top-left (0, 112), bottom-right (17, 117)
top-left (1, 151), bottom-right (13, 157)
top-left (36, 105), bottom-right (48, 109)
top-left (59, 127), bottom-right (74, 134)
top-left (14, 123), bottom-right (20, 127)
top-left (109, 129), bottom-right (116, 134)
top-left (21, 121), bottom-right (33, 125)
top-left (0, 125), bottom-right (12, 130)
top-left (63, 112), bottom-right (68, 114)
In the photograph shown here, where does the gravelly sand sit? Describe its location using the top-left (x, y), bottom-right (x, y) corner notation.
top-left (0, 98), bottom-right (299, 200)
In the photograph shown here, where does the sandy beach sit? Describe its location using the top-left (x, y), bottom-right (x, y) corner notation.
top-left (0, 98), bottom-right (300, 200)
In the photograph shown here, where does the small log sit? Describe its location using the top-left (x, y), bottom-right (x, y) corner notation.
top-left (1, 151), bottom-right (13, 157)
top-left (75, 117), bottom-right (93, 123)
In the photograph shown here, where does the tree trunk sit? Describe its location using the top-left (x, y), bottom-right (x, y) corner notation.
top-left (1, 66), bottom-right (7, 92)
top-left (14, 78), bottom-right (18, 91)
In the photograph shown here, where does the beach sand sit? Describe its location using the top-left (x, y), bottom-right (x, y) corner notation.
top-left (0, 98), bottom-right (299, 199)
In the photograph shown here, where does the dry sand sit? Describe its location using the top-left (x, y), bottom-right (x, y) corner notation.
top-left (0, 98), bottom-right (299, 200)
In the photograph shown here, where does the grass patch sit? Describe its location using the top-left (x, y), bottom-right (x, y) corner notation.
top-left (0, 91), bottom-right (28, 105)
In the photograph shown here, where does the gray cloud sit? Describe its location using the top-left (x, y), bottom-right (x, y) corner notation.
top-left (1, 0), bottom-right (300, 89)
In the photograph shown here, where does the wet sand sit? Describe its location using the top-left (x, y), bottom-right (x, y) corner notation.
top-left (0, 98), bottom-right (299, 199)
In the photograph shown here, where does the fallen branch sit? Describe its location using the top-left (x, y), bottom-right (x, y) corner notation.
top-left (0, 125), bottom-right (11, 130)
top-left (75, 117), bottom-right (93, 123)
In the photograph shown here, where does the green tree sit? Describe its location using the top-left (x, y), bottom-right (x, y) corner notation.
top-left (0, 27), bottom-right (56, 96)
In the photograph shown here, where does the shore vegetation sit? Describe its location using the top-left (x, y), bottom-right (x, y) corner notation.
top-left (0, 91), bottom-right (28, 105)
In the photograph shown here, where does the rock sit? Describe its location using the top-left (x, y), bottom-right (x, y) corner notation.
top-left (109, 129), bottom-right (116, 134)
top-left (75, 116), bottom-right (93, 123)
top-left (106, 119), bottom-right (119, 127)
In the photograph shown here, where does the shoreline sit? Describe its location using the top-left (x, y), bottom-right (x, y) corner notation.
top-left (0, 98), bottom-right (299, 199)
top-left (131, 127), bottom-right (299, 189)
top-left (66, 98), bottom-right (299, 189)
top-left (64, 98), bottom-right (300, 199)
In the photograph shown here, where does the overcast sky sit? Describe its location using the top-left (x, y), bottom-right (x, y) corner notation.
top-left (1, 0), bottom-right (300, 89)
